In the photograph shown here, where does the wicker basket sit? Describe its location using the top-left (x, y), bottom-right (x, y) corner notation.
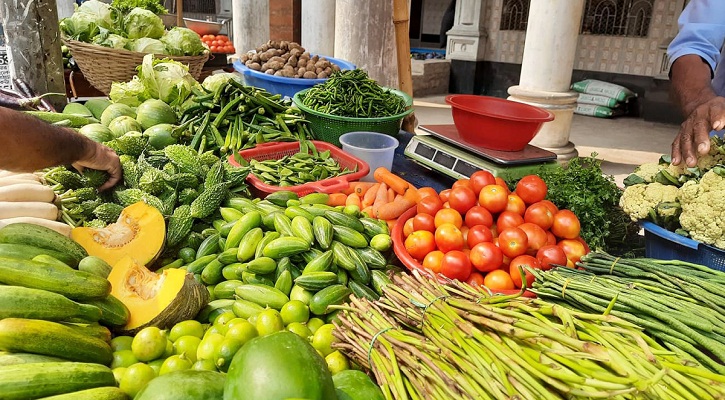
top-left (64, 39), bottom-right (209, 95)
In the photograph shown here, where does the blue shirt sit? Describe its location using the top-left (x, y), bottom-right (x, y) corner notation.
top-left (668, 0), bottom-right (725, 96)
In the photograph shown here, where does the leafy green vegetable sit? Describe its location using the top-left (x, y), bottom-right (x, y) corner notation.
top-left (109, 77), bottom-right (148, 107)
top-left (126, 37), bottom-right (167, 54)
top-left (59, 13), bottom-right (101, 42)
top-left (201, 73), bottom-right (243, 93)
top-left (76, 0), bottom-right (117, 30)
top-left (92, 33), bottom-right (128, 49)
top-left (112, 0), bottom-right (167, 15)
top-left (161, 27), bottom-right (207, 56)
top-left (124, 8), bottom-right (165, 39)
top-left (137, 54), bottom-right (198, 106)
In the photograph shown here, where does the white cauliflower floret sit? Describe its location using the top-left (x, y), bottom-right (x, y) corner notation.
top-left (619, 183), bottom-right (679, 221)
top-left (678, 169), bottom-right (725, 249)
top-left (630, 162), bottom-right (667, 183)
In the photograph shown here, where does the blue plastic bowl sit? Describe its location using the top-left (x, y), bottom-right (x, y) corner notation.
top-left (233, 56), bottom-right (356, 98)
top-left (641, 221), bottom-right (725, 271)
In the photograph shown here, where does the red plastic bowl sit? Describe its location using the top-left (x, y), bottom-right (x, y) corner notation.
top-left (445, 95), bottom-right (554, 152)
top-left (392, 207), bottom-right (536, 297)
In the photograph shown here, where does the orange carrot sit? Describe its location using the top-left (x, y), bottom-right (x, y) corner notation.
top-left (341, 184), bottom-right (356, 195)
top-left (373, 167), bottom-right (410, 195)
top-left (362, 183), bottom-right (380, 209)
top-left (386, 218), bottom-right (399, 231)
top-left (387, 188), bottom-right (395, 203)
top-left (376, 197), bottom-right (415, 220)
top-left (327, 193), bottom-right (348, 207)
top-left (345, 193), bottom-right (362, 208)
top-left (403, 187), bottom-right (420, 203)
top-left (352, 182), bottom-right (377, 197)
top-left (373, 183), bottom-right (389, 209)
top-left (361, 206), bottom-right (373, 217)
top-left (394, 194), bottom-right (403, 201)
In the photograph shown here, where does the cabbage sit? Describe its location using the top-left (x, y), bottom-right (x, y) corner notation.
top-left (108, 116), bottom-right (143, 138)
top-left (92, 33), bottom-right (128, 49)
top-left (126, 38), bottom-right (167, 54)
top-left (161, 27), bottom-right (206, 56)
top-left (59, 13), bottom-right (100, 42)
top-left (109, 77), bottom-right (148, 107)
top-left (143, 124), bottom-right (177, 149)
top-left (124, 8), bottom-right (165, 39)
top-left (138, 54), bottom-right (197, 106)
top-left (202, 73), bottom-right (243, 93)
top-left (79, 124), bottom-right (115, 143)
top-left (136, 99), bottom-right (177, 130)
top-left (77, 0), bottom-right (116, 29)
top-left (100, 103), bottom-right (136, 126)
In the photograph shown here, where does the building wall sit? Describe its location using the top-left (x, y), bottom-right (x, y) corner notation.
top-left (421, 0), bottom-right (451, 35)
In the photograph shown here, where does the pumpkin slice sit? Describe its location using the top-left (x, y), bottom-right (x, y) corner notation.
top-left (71, 202), bottom-right (165, 267)
top-left (109, 256), bottom-right (209, 336)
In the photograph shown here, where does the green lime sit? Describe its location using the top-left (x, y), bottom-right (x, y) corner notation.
top-left (247, 313), bottom-right (259, 326)
top-left (110, 336), bottom-right (134, 352)
top-left (280, 300), bottom-right (310, 325)
top-left (131, 327), bottom-right (168, 362)
top-left (213, 310), bottom-right (237, 326)
top-left (197, 333), bottom-right (225, 361)
top-left (226, 318), bottom-right (249, 329)
top-left (286, 322), bottom-right (312, 339)
top-left (147, 358), bottom-right (165, 375)
top-left (311, 324), bottom-right (336, 357)
top-left (370, 234), bottom-right (392, 252)
top-left (215, 338), bottom-right (243, 372)
top-left (162, 339), bottom-right (174, 358)
top-left (205, 323), bottom-right (228, 337)
top-left (343, 204), bottom-right (360, 216)
top-left (173, 335), bottom-right (202, 363)
top-left (255, 309), bottom-right (285, 337)
top-left (119, 362), bottom-right (156, 398)
top-left (111, 350), bottom-right (138, 369)
top-left (225, 320), bottom-right (258, 345)
top-left (112, 367), bottom-right (127, 386)
top-left (325, 350), bottom-right (350, 374)
top-left (307, 317), bottom-right (325, 334)
top-left (290, 285), bottom-right (314, 305)
top-left (191, 359), bottom-right (218, 372)
top-left (169, 320), bottom-right (205, 341)
top-left (159, 354), bottom-right (193, 375)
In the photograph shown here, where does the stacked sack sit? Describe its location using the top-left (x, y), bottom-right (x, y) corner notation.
top-left (571, 79), bottom-right (636, 118)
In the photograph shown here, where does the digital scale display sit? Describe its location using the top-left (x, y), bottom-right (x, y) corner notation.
top-left (414, 139), bottom-right (482, 178)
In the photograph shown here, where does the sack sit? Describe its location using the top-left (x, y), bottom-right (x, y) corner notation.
top-left (577, 93), bottom-right (620, 108)
top-left (574, 104), bottom-right (624, 118)
top-left (571, 79), bottom-right (636, 102)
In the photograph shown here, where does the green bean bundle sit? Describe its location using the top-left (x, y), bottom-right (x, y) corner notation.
top-left (300, 69), bottom-right (407, 118)
top-left (333, 271), bottom-right (725, 399)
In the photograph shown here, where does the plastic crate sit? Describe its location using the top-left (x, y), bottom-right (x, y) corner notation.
top-left (641, 221), bottom-right (725, 271)
top-left (227, 141), bottom-right (369, 197)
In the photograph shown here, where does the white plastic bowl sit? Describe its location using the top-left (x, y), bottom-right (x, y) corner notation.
top-left (339, 132), bottom-right (399, 182)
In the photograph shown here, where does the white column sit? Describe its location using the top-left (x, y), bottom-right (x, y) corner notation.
top-left (301, 0), bottom-right (335, 56)
top-left (334, 0), bottom-right (398, 88)
top-left (232, 0), bottom-right (269, 54)
top-left (445, 0), bottom-right (487, 62)
top-left (507, 0), bottom-right (585, 161)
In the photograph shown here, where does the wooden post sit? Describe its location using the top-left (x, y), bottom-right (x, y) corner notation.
top-left (1, 0), bottom-right (66, 109)
top-left (392, 0), bottom-right (417, 132)
top-left (176, 0), bottom-right (183, 27)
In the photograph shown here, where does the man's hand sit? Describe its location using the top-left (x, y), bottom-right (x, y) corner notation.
top-left (672, 96), bottom-right (725, 167)
top-left (72, 142), bottom-right (122, 191)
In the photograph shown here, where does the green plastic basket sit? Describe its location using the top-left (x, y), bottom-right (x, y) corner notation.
top-left (292, 88), bottom-right (414, 147)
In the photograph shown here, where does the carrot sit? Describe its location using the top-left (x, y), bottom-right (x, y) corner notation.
top-left (373, 183), bottom-right (389, 209)
top-left (403, 187), bottom-right (420, 203)
top-left (373, 167), bottom-right (410, 195)
top-left (394, 194), bottom-right (403, 201)
top-left (345, 193), bottom-right (362, 208)
top-left (362, 183), bottom-right (380, 209)
top-left (361, 206), bottom-right (373, 217)
top-left (327, 193), bottom-right (348, 207)
top-left (387, 188), bottom-right (395, 203)
top-left (342, 183), bottom-right (356, 195)
top-left (376, 197), bottom-right (415, 220)
top-left (352, 182), bottom-right (377, 197)
top-left (386, 218), bottom-right (398, 231)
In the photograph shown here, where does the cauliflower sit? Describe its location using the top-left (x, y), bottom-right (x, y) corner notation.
top-left (678, 168), bottom-right (725, 249)
top-left (619, 182), bottom-right (679, 221)
top-left (627, 162), bottom-right (667, 184)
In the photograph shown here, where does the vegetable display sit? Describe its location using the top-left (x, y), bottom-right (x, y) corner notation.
top-left (240, 41), bottom-right (340, 79)
top-left (200, 34), bottom-right (236, 55)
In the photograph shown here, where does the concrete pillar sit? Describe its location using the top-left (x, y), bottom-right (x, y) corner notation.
top-left (232, 0), bottom-right (269, 54)
top-left (444, 0), bottom-right (488, 93)
top-left (301, 0), bottom-right (335, 55)
top-left (334, 0), bottom-right (398, 88)
top-left (507, 0), bottom-right (585, 161)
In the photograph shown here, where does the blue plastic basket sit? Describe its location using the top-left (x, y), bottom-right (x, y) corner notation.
top-left (232, 56), bottom-right (356, 98)
top-left (641, 221), bottom-right (725, 271)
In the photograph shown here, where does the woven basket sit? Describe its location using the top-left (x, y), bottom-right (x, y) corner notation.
top-left (64, 39), bottom-right (209, 95)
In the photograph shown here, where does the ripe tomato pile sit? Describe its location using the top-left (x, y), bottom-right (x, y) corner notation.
top-left (200, 34), bottom-right (236, 54)
top-left (402, 171), bottom-right (590, 291)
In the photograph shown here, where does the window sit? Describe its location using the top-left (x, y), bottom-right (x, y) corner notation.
top-left (500, 0), bottom-right (529, 31)
top-left (581, 0), bottom-right (653, 37)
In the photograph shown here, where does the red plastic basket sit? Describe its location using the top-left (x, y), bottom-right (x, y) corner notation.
top-left (392, 207), bottom-right (536, 297)
top-left (227, 141), bottom-right (370, 197)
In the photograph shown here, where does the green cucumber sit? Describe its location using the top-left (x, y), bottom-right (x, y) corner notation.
top-left (300, 248), bottom-right (324, 263)
top-left (0, 257), bottom-right (110, 301)
top-left (273, 213), bottom-right (294, 237)
top-left (236, 227), bottom-right (264, 262)
top-left (348, 280), bottom-right (379, 301)
top-left (324, 210), bottom-right (365, 233)
top-left (235, 284), bottom-right (289, 310)
top-left (0, 286), bottom-right (101, 322)
top-left (196, 234), bottom-right (220, 259)
top-left (360, 217), bottom-right (389, 237)
top-left (300, 193), bottom-right (330, 205)
top-left (0, 244), bottom-right (74, 266)
top-left (184, 254), bottom-right (217, 274)
top-left (266, 191), bottom-right (298, 207)
top-left (31, 255), bottom-right (71, 270)
top-left (0, 223), bottom-right (87, 267)
top-left (263, 237), bottom-right (311, 259)
top-left (219, 220), bottom-right (237, 238)
top-left (214, 280), bottom-right (244, 299)
top-left (332, 225), bottom-right (369, 248)
top-left (242, 271), bottom-right (275, 286)
top-left (275, 256), bottom-right (292, 280)
top-left (247, 257), bottom-right (277, 275)
top-left (0, 362), bottom-right (115, 400)
top-left (285, 206), bottom-right (315, 222)
top-left (303, 250), bottom-right (334, 274)
top-left (225, 197), bottom-right (259, 213)
top-left (291, 216), bottom-right (315, 246)
top-left (331, 241), bottom-right (357, 272)
top-left (371, 270), bottom-right (393, 296)
top-left (201, 259), bottom-right (225, 285)
top-left (232, 299), bottom-right (265, 319)
top-left (309, 284), bottom-right (351, 315)
top-left (222, 263), bottom-right (243, 281)
top-left (196, 299), bottom-right (235, 323)
top-left (77, 257), bottom-right (113, 278)
top-left (220, 207), bottom-right (244, 222)
top-left (0, 352), bottom-right (69, 366)
top-left (82, 295), bottom-right (129, 327)
top-left (217, 248), bottom-right (240, 265)
top-left (37, 386), bottom-right (128, 400)
top-left (294, 272), bottom-right (338, 292)
top-left (312, 216), bottom-right (334, 250)
top-left (337, 269), bottom-right (349, 286)
top-left (274, 270), bottom-right (293, 296)
top-left (225, 211), bottom-right (262, 250)
top-left (355, 247), bottom-right (387, 269)
top-left (347, 249), bottom-right (371, 285)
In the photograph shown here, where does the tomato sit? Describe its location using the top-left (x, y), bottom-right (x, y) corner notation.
top-left (536, 245), bottom-right (568, 270)
top-left (412, 213), bottom-right (436, 233)
top-left (217, 35), bottom-right (229, 42)
top-left (435, 223), bottom-right (465, 253)
top-left (558, 239), bottom-right (587, 264)
top-left (551, 210), bottom-right (581, 239)
top-left (210, 45), bottom-right (219, 53)
top-left (417, 195), bottom-right (443, 216)
top-left (515, 175), bottom-right (548, 205)
top-left (469, 170), bottom-right (496, 195)
top-left (546, 231), bottom-right (557, 246)
top-left (403, 219), bottom-right (414, 238)
top-left (434, 208), bottom-right (463, 229)
top-left (418, 187), bottom-right (438, 199)
top-left (448, 186), bottom-right (477, 214)
top-left (467, 225), bottom-right (493, 248)
top-left (575, 236), bottom-right (591, 254)
top-left (469, 242), bottom-right (503, 272)
top-left (452, 179), bottom-right (473, 191)
top-left (497, 211), bottom-right (524, 232)
top-left (442, 202), bottom-right (451, 209)
top-left (466, 272), bottom-right (485, 287)
top-left (460, 226), bottom-right (469, 245)
top-left (478, 184), bottom-right (508, 214)
top-left (404, 230), bottom-right (436, 261)
top-left (518, 222), bottom-right (548, 251)
top-left (465, 206), bottom-right (493, 228)
top-left (524, 201), bottom-right (555, 230)
top-left (509, 255), bottom-right (540, 289)
top-left (483, 270), bottom-right (515, 290)
top-left (439, 189), bottom-right (451, 203)
top-left (422, 250), bottom-right (445, 273)
top-left (495, 177), bottom-right (510, 193)
top-left (540, 200), bottom-right (559, 214)
top-left (505, 193), bottom-right (526, 215)
top-left (440, 250), bottom-right (472, 281)
top-left (498, 227), bottom-right (529, 258)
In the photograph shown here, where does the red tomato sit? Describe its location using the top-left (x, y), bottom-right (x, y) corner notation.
top-left (483, 270), bottom-right (515, 290)
top-left (452, 178), bottom-right (473, 191)
top-left (440, 251), bottom-right (472, 281)
top-left (505, 193), bottom-right (527, 216)
top-left (217, 35), bottom-right (229, 42)
top-left (210, 45), bottom-right (219, 53)
top-left (417, 195), bottom-right (443, 216)
top-left (439, 189), bottom-right (451, 203)
top-left (403, 219), bottom-right (414, 238)
top-left (418, 187), bottom-right (438, 199)
top-left (495, 177), bottom-right (510, 193)
top-left (558, 239), bottom-right (587, 265)
top-left (202, 34), bottom-right (213, 40)
top-left (412, 213), bottom-right (436, 233)
top-left (466, 272), bottom-right (485, 287)
top-left (524, 202), bottom-right (555, 230)
top-left (518, 222), bottom-right (548, 252)
top-left (448, 186), bottom-right (477, 215)
top-left (434, 208), bottom-right (463, 229)
top-left (498, 227), bottom-right (529, 258)
top-left (536, 245), bottom-right (568, 270)
top-left (405, 230), bottom-right (436, 261)
top-left (546, 231), bottom-right (557, 246)
top-left (469, 170), bottom-right (496, 195)
top-left (540, 200), bottom-right (559, 214)
top-left (469, 242), bottom-right (503, 272)
top-left (497, 211), bottom-right (525, 232)
top-left (575, 236), bottom-right (591, 254)
top-left (478, 184), bottom-right (508, 214)
top-left (465, 206), bottom-right (493, 228)
top-left (422, 250), bottom-right (445, 273)
top-left (551, 210), bottom-right (581, 239)
top-left (467, 225), bottom-right (493, 248)
top-left (509, 255), bottom-right (540, 288)
top-left (435, 223), bottom-right (465, 253)
top-left (515, 175), bottom-right (548, 205)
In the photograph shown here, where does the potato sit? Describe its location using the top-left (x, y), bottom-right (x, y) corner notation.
top-left (265, 69), bottom-right (275, 75)
top-left (298, 67), bottom-right (307, 76)
top-left (303, 71), bottom-right (318, 79)
top-left (317, 71), bottom-right (328, 79)
top-left (290, 48), bottom-right (302, 58)
top-left (259, 44), bottom-right (269, 52)
top-left (298, 58), bottom-right (308, 68)
top-left (269, 56), bottom-right (285, 64)
top-left (287, 55), bottom-right (298, 67)
top-left (240, 53), bottom-right (250, 63)
top-left (268, 40), bottom-right (279, 48)
top-left (301, 51), bottom-right (310, 59)
top-left (274, 70), bottom-right (284, 76)
top-left (324, 66), bottom-right (332, 76)
top-left (248, 62), bottom-right (262, 71)
top-left (315, 67), bottom-right (323, 74)
top-left (306, 63), bottom-right (316, 72)
top-left (280, 41), bottom-right (289, 50)
top-left (259, 52), bottom-right (271, 62)
top-left (332, 64), bottom-right (341, 72)
top-left (315, 60), bottom-right (328, 69)
top-left (267, 61), bottom-right (284, 70)
top-left (251, 54), bottom-right (261, 63)
top-left (289, 42), bottom-right (302, 51)
top-left (281, 53), bottom-right (291, 61)
top-left (311, 55), bottom-right (319, 63)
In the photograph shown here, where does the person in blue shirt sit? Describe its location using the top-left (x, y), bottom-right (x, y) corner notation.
top-left (668, 0), bottom-right (725, 168)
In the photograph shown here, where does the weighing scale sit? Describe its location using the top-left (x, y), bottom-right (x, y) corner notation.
top-left (404, 125), bottom-right (560, 182)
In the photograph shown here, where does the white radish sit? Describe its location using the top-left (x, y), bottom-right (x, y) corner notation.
top-left (0, 217), bottom-right (71, 236)
top-left (0, 202), bottom-right (59, 220)
top-left (0, 179), bottom-right (43, 188)
top-left (0, 184), bottom-right (56, 203)
top-left (0, 173), bottom-right (42, 182)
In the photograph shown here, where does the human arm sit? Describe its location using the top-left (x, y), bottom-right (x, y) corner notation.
top-left (0, 107), bottom-right (121, 190)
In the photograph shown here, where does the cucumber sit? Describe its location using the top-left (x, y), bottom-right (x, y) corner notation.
top-left (0, 362), bottom-right (115, 400)
top-left (225, 197), bottom-right (258, 213)
top-left (217, 247), bottom-right (240, 265)
top-left (274, 270), bottom-right (293, 296)
top-left (0, 257), bottom-right (110, 301)
top-left (360, 217), bottom-right (389, 237)
top-left (255, 231), bottom-right (280, 259)
top-left (225, 211), bottom-right (262, 250)
top-left (273, 213), bottom-right (294, 237)
top-left (331, 241), bottom-right (357, 272)
top-left (312, 216), bottom-right (334, 250)
top-left (220, 207), bottom-right (244, 222)
top-left (303, 250), bottom-right (334, 274)
top-left (196, 299), bottom-right (235, 323)
top-left (291, 216), bottom-right (315, 245)
top-left (184, 254), bottom-right (217, 274)
top-left (0, 352), bottom-right (69, 366)
top-left (38, 386), bottom-right (128, 400)
top-left (275, 257), bottom-right (292, 279)
top-left (59, 323), bottom-right (112, 343)
top-left (222, 263), bottom-right (244, 281)
top-left (77, 256), bottom-right (113, 278)
top-left (332, 225), bottom-right (369, 248)
top-left (266, 191), bottom-right (298, 207)
top-left (347, 250), bottom-right (372, 285)
top-left (337, 269), bottom-right (349, 286)
top-left (201, 259), bottom-right (225, 285)
top-left (219, 220), bottom-right (237, 238)
top-left (300, 248), bottom-right (324, 263)
top-left (241, 271), bottom-right (274, 287)
top-left (294, 271), bottom-right (338, 292)
top-left (63, 102), bottom-right (93, 117)
top-left (301, 203), bottom-right (336, 217)
top-left (285, 206), bottom-right (315, 222)
top-left (309, 284), bottom-right (351, 315)
top-left (31, 255), bottom-right (72, 270)
top-left (247, 257), bottom-right (277, 275)
top-left (0, 286), bottom-right (101, 322)
top-left (256, 200), bottom-right (285, 216)
top-left (371, 270), bottom-right (393, 296)
top-left (236, 227), bottom-right (264, 262)
top-left (214, 280), bottom-right (244, 299)
top-left (0, 319), bottom-right (113, 365)
top-left (0, 243), bottom-right (74, 266)
top-left (348, 280), bottom-right (379, 301)
top-left (0, 223), bottom-right (87, 267)
top-left (263, 237), bottom-right (311, 259)
top-left (234, 284), bottom-right (289, 310)
top-left (355, 247), bottom-right (387, 269)
top-left (232, 299), bottom-right (264, 319)
top-left (26, 111), bottom-right (97, 128)
top-left (300, 193), bottom-right (330, 205)
top-left (324, 210), bottom-right (365, 233)
top-left (196, 234), bottom-right (220, 259)
top-left (82, 295), bottom-right (129, 327)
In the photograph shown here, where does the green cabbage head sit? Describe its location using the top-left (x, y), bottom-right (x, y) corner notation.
top-left (124, 8), bottom-right (165, 39)
top-left (161, 27), bottom-right (207, 56)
